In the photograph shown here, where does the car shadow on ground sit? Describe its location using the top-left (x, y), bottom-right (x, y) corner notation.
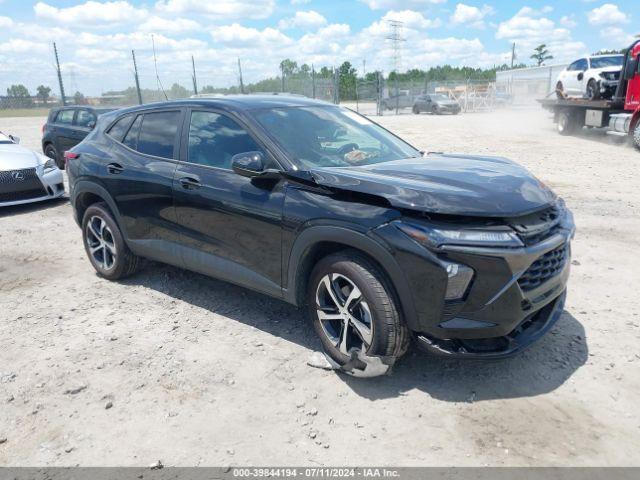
top-left (124, 261), bottom-right (587, 403)
top-left (0, 197), bottom-right (68, 218)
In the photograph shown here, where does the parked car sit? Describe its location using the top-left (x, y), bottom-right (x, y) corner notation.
top-left (42, 106), bottom-right (114, 169)
top-left (556, 54), bottom-right (624, 100)
top-left (66, 96), bottom-right (574, 372)
top-left (0, 131), bottom-right (64, 207)
top-left (412, 94), bottom-right (461, 115)
top-left (381, 90), bottom-right (414, 110)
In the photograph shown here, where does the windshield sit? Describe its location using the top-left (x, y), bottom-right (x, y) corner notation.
top-left (591, 56), bottom-right (624, 68)
top-left (253, 106), bottom-right (421, 169)
top-left (431, 94), bottom-right (450, 101)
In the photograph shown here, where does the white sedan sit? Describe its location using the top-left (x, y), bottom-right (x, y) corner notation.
top-left (0, 131), bottom-right (65, 207)
top-left (556, 54), bottom-right (624, 100)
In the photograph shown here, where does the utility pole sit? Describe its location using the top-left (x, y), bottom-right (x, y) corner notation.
top-left (511, 42), bottom-right (516, 69)
top-left (237, 57), bottom-right (245, 94)
top-left (281, 63), bottom-right (285, 93)
top-left (53, 42), bottom-right (66, 106)
top-left (132, 50), bottom-right (143, 105)
top-left (362, 59), bottom-right (366, 78)
top-left (311, 64), bottom-right (316, 99)
top-left (191, 55), bottom-right (198, 96)
top-left (386, 20), bottom-right (405, 114)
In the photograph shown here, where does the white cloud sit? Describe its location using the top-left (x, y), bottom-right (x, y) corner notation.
top-left (0, 15), bottom-right (13, 28)
top-left (450, 4), bottom-right (494, 29)
top-left (278, 11), bottom-right (327, 30)
top-left (291, 0), bottom-right (311, 4)
top-left (211, 24), bottom-right (293, 48)
top-left (587, 4), bottom-right (628, 26)
top-left (599, 27), bottom-right (634, 46)
top-left (361, 0), bottom-right (445, 10)
top-left (560, 15), bottom-right (577, 28)
top-left (138, 16), bottom-right (201, 33)
top-left (366, 10), bottom-right (441, 36)
top-left (34, 1), bottom-right (148, 26)
top-left (0, 39), bottom-right (49, 54)
top-left (155, 0), bottom-right (275, 20)
top-left (496, 7), bottom-right (586, 63)
top-left (75, 48), bottom-right (128, 64)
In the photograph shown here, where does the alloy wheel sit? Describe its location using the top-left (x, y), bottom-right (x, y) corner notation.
top-left (315, 273), bottom-right (373, 355)
top-left (85, 216), bottom-right (117, 270)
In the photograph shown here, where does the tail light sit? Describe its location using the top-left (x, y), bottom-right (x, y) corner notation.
top-left (64, 151), bottom-right (80, 168)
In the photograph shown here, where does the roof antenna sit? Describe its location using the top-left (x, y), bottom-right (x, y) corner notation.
top-left (151, 34), bottom-right (168, 101)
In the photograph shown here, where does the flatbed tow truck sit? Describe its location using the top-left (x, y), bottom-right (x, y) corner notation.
top-left (539, 39), bottom-right (640, 150)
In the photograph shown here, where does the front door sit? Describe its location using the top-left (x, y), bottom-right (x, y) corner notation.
top-left (172, 109), bottom-right (285, 297)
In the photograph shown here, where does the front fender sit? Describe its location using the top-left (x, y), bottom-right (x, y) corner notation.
top-left (283, 225), bottom-right (420, 331)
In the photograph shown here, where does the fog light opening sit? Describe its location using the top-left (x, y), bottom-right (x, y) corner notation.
top-left (444, 262), bottom-right (474, 300)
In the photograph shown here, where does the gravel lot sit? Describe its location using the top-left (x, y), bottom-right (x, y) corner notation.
top-left (1, 108), bottom-right (639, 466)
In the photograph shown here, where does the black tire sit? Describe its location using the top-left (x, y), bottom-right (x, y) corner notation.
top-left (556, 82), bottom-right (565, 100)
top-left (632, 121), bottom-right (640, 151)
top-left (433, 105), bottom-right (441, 115)
top-left (307, 250), bottom-right (410, 368)
top-left (44, 143), bottom-right (63, 170)
top-left (586, 79), bottom-right (600, 100)
top-left (557, 110), bottom-right (577, 136)
top-left (82, 202), bottom-right (140, 280)
top-left (412, 105), bottom-right (420, 114)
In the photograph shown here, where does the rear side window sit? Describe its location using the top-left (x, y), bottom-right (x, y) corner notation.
top-left (123, 115), bottom-right (142, 150)
top-left (76, 110), bottom-right (96, 128)
top-left (107, 114), bottom-right (134, 142)
top-left (137, 111), bottom-right (181, 159)
top-left (55, 110), bottom-right (75, 124)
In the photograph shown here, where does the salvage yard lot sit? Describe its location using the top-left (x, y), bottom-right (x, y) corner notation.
top-left (1, 108), bottom-right (639, 466)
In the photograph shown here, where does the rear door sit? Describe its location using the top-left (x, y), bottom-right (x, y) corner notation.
top-left (51, 108), bottom-right (77, 153)
top-left (104, 109), bottom-right (184, 244)
top-left (171, 108), bottom-right (285, 296)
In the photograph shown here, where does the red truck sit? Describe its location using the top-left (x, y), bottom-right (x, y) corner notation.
top-left (540, 39), bottom-right (640, 150)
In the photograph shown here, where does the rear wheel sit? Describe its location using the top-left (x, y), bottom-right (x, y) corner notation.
top-left (557, 110), bottom-right (577, 136)
top-left (307, 251), bottom-right (410, 368)
top-left (44, 144), bottom-right (63, 170)
top-left (82, 203), bottom-right (140, 280)
top-left (586, 79), bottom-right (600, 100)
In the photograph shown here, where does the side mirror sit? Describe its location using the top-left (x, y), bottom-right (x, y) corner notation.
top-left (577, 72), bottom-right (584, 81)
top-left (232, 151), bottom-right (279, 179)
top-left (9, 135), bottom-right (20, 144)
top-left (88, 120), bottom-right (96, 129)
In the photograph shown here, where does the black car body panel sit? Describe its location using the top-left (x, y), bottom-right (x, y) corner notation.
top-left (308, 154), bottom-right (557, 217)
top-left (67, 96), bottom-right (574, 358)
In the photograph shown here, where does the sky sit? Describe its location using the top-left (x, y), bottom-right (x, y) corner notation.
top-left (0, 0), bottom-right (636, 96)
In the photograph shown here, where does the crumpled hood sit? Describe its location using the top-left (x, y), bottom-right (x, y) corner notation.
top-left (309, 153), bottom-right (557, 217)
top-left (0, 143), bottom-right (43, 171)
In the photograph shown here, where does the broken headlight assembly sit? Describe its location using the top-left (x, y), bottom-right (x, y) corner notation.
top-left (394, 221), bottom-right (524, 249)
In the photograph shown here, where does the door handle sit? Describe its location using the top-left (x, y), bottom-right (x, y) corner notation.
top-left (179, 177), bottom-right (201, 189)
top-left (107, 163), bottom-right (124, 174)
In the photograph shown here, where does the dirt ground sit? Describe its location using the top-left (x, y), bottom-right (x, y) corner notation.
top-left (0, 108), bottom-right (639, 467)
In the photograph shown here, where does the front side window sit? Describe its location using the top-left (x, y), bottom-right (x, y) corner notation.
top-left (575, 59), bottom-right (588, 71)
top-left (253, 106), bottom-right (420, 169)
top-left (137, 111), bottom-right (181, 159)
top-left (76, 110), bottom-right (96, 128)
top-left (188, 111), bottom-right (262, 170)
top-left (55, 109), bottom-right (75, 124)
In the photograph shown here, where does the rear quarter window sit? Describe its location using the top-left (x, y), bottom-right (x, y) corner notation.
top-left (107, 114), bottom-right (134, 142)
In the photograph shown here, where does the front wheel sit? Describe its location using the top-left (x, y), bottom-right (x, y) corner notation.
top-left (632, 121), bottom-right (640, 151)
top-left (412, 105), bottom-right (420, 114)
top-left (586, 79), bottom-right (600, 100)
top-left (82, 203), bottom-right (140, 280)
top-left (307, 251), bottom-right (410, 369)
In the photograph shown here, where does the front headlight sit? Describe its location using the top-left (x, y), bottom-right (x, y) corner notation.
top-left (43, 158), bottom-right (57, 173)
top-left (395, 221), bottom-right (524, 248)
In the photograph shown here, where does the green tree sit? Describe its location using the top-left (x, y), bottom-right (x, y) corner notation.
top-left (6, 84), bottom-right (33, 108)
top-left (279, 59), bottom-right (298, 76)
top-left (36, 85), bottom-right (51, 105)
top-left (530, 44), bottom-right (553, 66)
top-left (338, 61), bottom-right (357, 101)
top-left (168, 83), bottom-right (189, 99)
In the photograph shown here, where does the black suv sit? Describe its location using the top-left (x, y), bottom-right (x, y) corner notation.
top-left (66, 96), bottom-right (574, 372)
top-left (42, 106), bottom-right (114, 169)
